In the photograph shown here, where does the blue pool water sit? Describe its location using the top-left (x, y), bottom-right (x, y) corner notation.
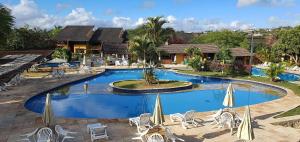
top-left (25, 69), bottom-right (281, 119)
top-left (251, 67), bottom-right (300, 81)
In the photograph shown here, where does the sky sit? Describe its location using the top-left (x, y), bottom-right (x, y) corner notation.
top-left (1, 0), bottom-right (300, 32)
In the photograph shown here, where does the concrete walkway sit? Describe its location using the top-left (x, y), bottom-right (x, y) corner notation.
top-left (0, 69), bottom-right (300, 142)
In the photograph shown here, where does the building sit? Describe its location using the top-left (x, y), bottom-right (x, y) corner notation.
top-left (158, 44), bottom-right (253, 64)
top-left (55, 26), bottom-right (128, 56)
top-left (158, 44), bottom-right (219, 64)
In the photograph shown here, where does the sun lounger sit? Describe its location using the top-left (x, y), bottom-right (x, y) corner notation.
top-left (207, 109), bottom-right (223, 125)
top-left (129, 113), bottom-right (152, 128)
top-left (37, 127), bottom-right (52, 142)
top-left (90, 125), bottom-right (109, 142)
top-left (170, 110), bottom-right (201, 129)
top-left (55, 125), bottom-right (76, 142)
top-left (132, 128), bottom-right (149, 142)
top-left (147, 133), bottom-right (164, 142)
top-left (165, 127), bottom-right (184, 142)
top-left (18, 128), bottom-right (39, 142)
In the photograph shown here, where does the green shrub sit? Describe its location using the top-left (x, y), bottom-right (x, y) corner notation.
top-left (266, 63), bottom-right (285, 81)
top-left (52, 48), bottom-right (72, 61)
top-left (143, 68), bottom-right (157, 84)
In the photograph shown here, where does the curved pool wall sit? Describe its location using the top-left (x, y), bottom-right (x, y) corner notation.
top-left (252, 67), bottom-right (300, 81)
top-left (25, 69), bottom-right (284, 119)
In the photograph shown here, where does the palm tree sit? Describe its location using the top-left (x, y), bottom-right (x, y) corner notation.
top-left (0, 4), bottom-right (14, 49)
top-left (144, 16), bottom-right (174, 46)
top-left (129, 35), bottom-right (154, 67)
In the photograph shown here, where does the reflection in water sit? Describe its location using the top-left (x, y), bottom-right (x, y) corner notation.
top-left (25, 69), bottom-right (282, 119)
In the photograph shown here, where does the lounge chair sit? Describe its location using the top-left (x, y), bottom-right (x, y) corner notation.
top-left (165, 127), bottom-right (184, 142)
top-left (37, 127), bottom-right (52, 142)
top-left (132, 128), bottom-right (149, 142)
top-left (147, 133), bottom-right (165, 142)
top-left (115, 60), bottom-right (121, 66)
top-left (207, 109), bottom-right (223, 125)
top-left (129, 113), bottom-right (152, 128)
top-left (55, 125), bottom-right (76, 142)
top-left (18, 128), bottom-right (39, 142)
top-left (170, 110), bottom-right (201, 129)
top-left (0, 84), bottom-right (7, 91)
top-left (90, 125), bottom-right (109, 142)
top-left (122, 60), bottom-right (129, 66)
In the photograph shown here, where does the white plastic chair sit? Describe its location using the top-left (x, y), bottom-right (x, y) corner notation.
top-left (165, 127), bottom-right (184, 142)
top-left (170, 110), bottom-right (200, 129)
top-left (132, 128), bottom-right (149, 142)
top-left (115, 60), bottom-right (121, 66)
top-left (129, 113), bottom-right (152, 128)
top-left (147, 133), bottom-right (164, 142)
top-left (55, 125), bottom-right (76, 142)
top-left (18, 128), bottom-right (39, 142)
top-left (37, 127), bottom-right (52, 142)
top-left (207, 109), bottom-right (223, 125)
top-left (90, 125), bottom-right (109, 142)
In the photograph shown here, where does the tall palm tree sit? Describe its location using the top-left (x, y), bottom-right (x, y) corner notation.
top-left (144, 16), bottom-right (170, 46)
top-left (0, 4), bottom-right (14, 49)
top-left (129, 35), bottom-right (154, 66)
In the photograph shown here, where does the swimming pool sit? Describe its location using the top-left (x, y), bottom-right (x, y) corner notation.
top-left (25, 69), bottom-right (283, 119)
top-left (251, 67), bottom-right (300, 81)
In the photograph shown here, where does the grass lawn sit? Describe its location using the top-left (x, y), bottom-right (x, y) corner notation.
top-left (113, 80), bottom-right (190, 89)
top-left (176, 69), bottom-right (300, 118)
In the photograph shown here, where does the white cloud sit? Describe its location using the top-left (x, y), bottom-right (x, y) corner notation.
top-left (267, 16), bottom-right (292, 27)
top-left (63, 8), bottom-right (96, 25)
top-left (134, 18), bottom-right (147, 26)
top-left (7, 1), bottom-right (255, 32)
top-left (9, 0), bottom-right (42, 23)
top-left (112, 17), bottom-right (132, 28)
top-left (237, 0), bottom-right (295, 7)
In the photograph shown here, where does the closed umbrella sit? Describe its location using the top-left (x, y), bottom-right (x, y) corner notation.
top-left (152, 94), bottom-right (165, 125)
top-left (237, 106), bottom-right (255, 140)
top-left (83, 83), bottom-right (88, 94)
top-left (173, 55), bottom-right (177, 63)
top-left (43, 93), bottom-right (54, 127)
top-left (223, 83), bottom-right (235, 107)
top-left (83, 54), bottom-right (86, 66)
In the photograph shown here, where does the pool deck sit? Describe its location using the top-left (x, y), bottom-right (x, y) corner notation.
top-left (0, 68), bottom-right (300, 142)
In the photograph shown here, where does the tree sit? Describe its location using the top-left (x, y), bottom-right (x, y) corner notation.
top-left (144, 16), bottom-right (174, 46)
top-left (49, 25), bottom-right (62, 38)
top-left (266, 63), bottom-right (285, 81)
top-left (273, 27), bottom-right (300, 65)
top-left (191, 30), bottom-right (249, 61)
top-left (129, 35), bottom-right (155, 64)
top-left (5, 26), bottom-right (56, 50)
top-left (52, 48), bottom-right (71, 61)
top-left (185, 47), bottom-right (205, 71)
top-left (0, 4), bottom-right (14, 49)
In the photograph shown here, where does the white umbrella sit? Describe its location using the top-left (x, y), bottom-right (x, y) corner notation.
top-left (122, 55), bottom-right (125, 61)
top-left (237, 106), bottom-right (255, 140)
top-left (83, 54), bottom-right (86, 66)
top-left (223, 83), bottom-right (235, 107)
top-left (43, 93), bottom-right (54, 127)
top-left (173, 55), bottom-right (177, 62)
top-left (152, 94), bottom-right (165, 125)
top-left (84, 83), bottom-right (88, 94)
